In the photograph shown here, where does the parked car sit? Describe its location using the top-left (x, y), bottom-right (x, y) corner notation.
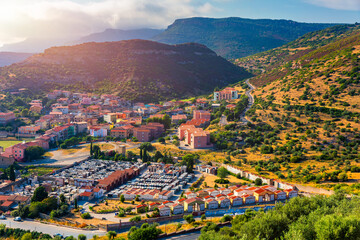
top-left (0, 215), bottom-right (6, 220)
top-left (102, 217), bottom-right (107, 220)
top-left (53, 234), bottom-right (63, 239)
top-left (14, 217), bottom-right (22, 221)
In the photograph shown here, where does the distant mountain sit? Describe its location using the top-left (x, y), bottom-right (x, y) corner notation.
top-left (0, 52), bottom-right (33, 67)
top-left (73, 28), bottom-right (164, 44)
top-left (152, 17), bottom-right (336, 59)
top-left (0, 40), bottom-right (252, 102)
top-left (0, 37), bottom-right (75, 53)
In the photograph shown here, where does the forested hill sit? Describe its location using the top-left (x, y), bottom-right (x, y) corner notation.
top-left (152, 17), bottom-right (335, 59)
top-left (0, 40), bottom-right (251, 102)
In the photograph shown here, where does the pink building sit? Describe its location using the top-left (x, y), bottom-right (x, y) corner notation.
top-left (0, 112), bottom-right (16, 125)
top-left (171, 114), bottom-right (187, 124)
top-left (178, 125), bottom-right (212, 149)
top-left (213, 87), bottom-right (238, 101)
top-left (18, 125), bottom-right (41, 135)
top-left (193, 110), bottom-right (211, 121)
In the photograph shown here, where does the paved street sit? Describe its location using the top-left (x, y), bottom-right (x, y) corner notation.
top-left (240, 79), bottom-right (255, 124)
top-left (159, 231), bottom-right (201, 240)
top-left (0, 218), bottom-right (106, 238)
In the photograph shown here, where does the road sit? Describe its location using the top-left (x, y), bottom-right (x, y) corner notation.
top-left (240, 79), bottom-right (256, 124)
top-left (0, 218), bottom-right (106, 239)
top-left (159, 231), bottom-right (201, 240)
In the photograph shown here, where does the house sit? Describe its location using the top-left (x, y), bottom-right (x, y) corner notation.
top-left (136, 204), bottom-right (147, 213)
top-left (242, 194), bottom-right (256, 204)
top-left (80, 191), bottom-right (94, 201)
top-left (219, 188), bottom-right (231, 195)
top-left (193, 110), bottom-right (211, 121)
top-left (178, 125), bottom-right (213, 149)
top-left (218, 197), bottom-right (231, 208)
top-left (171, 114), bottom-right (187, 124)
top-left (148, 202), bottom-right (161, 211)
top-left (253, 189), bottom-right (275, 203)
top-left (274, 190), bottom-right (287, 200)
top-left (0, 112), bottom-right (16, 125)
top-left (284, 189), bottom-right (298, 199)
top-left (93, 188), bottom-right (105, 199)
top-left (229, 196), bottom-right (243, 207)
top-left (162, 200), bottom-right (174, 207)
top-left (18, 125), bottom-right (41, 135)
top-left (213, 88), bottom-right (238, 101)
top-left (207, 189), bottom-right (220, 197)
top-left (158, 205), bottom-right (171, 216)
top-left (196, 190), bottom-right (209, 198)
top-left (205, 198), bottom-right (219, 209)
top-left (184, 198), bottom-right (205, 212)
top-left (171, 203), bottom-right (184, 215)
top-left (185, 192), bottom-right (197, 199)
top-left (89, 127), bottom-right (107, 137)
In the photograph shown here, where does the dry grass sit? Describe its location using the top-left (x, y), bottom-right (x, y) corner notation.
top-left (202, 173), bottom-right (247, 188)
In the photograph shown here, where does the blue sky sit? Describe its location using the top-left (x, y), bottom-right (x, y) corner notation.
top-left (0, 0), bottom-right (358, 47)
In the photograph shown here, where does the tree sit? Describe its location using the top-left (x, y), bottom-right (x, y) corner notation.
top-left (201, 214), bottom-right (206, 221)
top-left (217, 167), bottom-right (228, 179)
top-left (107, 231), bottom-right (117, 240)
top-left (25, 146), bottom-right (45, 161)
top-left (154, 151), bottom-right (163, 161)
top-left (9, 164), bottom-right (15, 181)
top-left (184, 214), bottom-right (195, 224)
top-left (90, 141), bottom-right (93, 156)
top-left (255, 178), bottom-right (263, 186)
top-left (139, 142), bottom-right (153, 151)
top-left (59, 194), bottom-right (66, 204)
top-left (21, 108), bottom-right (29, 117)
top-left (182, 154), bottom-right (196, 173)
top-left (78, 234), bottom-right (87, 240)
top-left (128, 223), bottom-right (162, 240)
top-left (120, 194), bottom-right (125, 203)
top-left (81, 212), bottom-right (91, 219)
top-left (21, 233), bottom-right (32, 240)
top-left (74, 197), bottom-right (78, 209)
top-left (31, 186), bottom-right (48, 202)
top-left (158, 137), bottom-right (165, 144)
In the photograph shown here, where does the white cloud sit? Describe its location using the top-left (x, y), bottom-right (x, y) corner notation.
top-left (304, 0), bottom-right (360, 10)
top-left (0, 0), bottom-right (218, 47)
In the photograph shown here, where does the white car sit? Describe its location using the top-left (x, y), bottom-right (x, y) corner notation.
top-left (0, 215), bottom-right (6, 219)
top-left (14, 216), bottom-right (22, 221)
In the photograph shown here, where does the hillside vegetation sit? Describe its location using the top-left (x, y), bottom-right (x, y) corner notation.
top-left (205, 25), bottom-right (360, 194)
top-left (236, 24), bottom-right (360, 83)
top-left (200, 193), bottom-right (360, 240)
top-left (0, 40), bottom-right (251, 102)
top-left (153, 17), bottom-right (335, 59)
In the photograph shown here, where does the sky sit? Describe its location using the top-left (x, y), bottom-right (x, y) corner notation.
top-left (0, 0), bottom-right (359, 47)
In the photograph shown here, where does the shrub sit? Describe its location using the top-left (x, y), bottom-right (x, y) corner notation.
top-left (81, 212), bottom-right (91, 219)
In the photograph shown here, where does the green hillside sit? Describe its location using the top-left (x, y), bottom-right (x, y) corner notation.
top-left (0, 40), bottom-right (252, 102)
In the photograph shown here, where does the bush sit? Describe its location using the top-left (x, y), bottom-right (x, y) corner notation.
top-left (81, 212), bottom-right (91, 219)
top-left (220, 214), bottom-right (233, 222)
top-left (214, 179), bottom-right (230, 184)
top-left (130, 216), bottom-right (141, 222)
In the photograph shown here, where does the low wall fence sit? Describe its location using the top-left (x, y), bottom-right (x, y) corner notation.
top-left (100, 214), bottom-right (185, 231)
top-left (158, 221), bottom-right (231, 239)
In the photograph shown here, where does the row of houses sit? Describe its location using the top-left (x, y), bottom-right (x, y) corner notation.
top-left (134, 184), bottom-right (298, 217)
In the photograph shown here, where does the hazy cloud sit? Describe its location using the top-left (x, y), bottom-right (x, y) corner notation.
top-left (0, 0), bottom-right (218, 47)
top-left (304, 0), bottom-right (360, 10)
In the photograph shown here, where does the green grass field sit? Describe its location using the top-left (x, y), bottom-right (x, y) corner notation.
top-left (0, 140), bottom-right (23, 149)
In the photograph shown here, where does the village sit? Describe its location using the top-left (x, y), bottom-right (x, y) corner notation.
top-left (0, 86), bottom-right (299, 238)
